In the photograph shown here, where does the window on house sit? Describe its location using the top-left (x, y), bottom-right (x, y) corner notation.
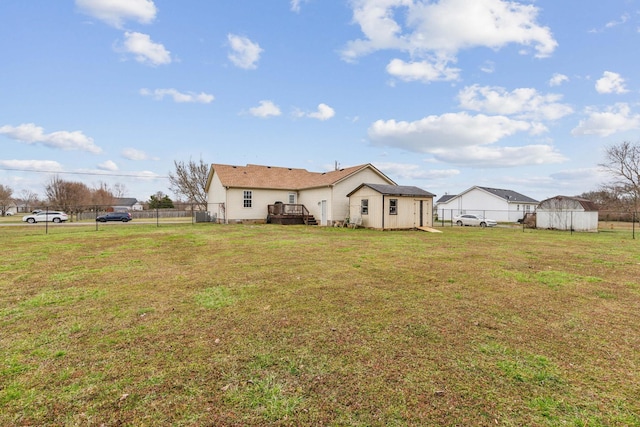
top-left (517, 204), bottom-right (520, 211)
top-left (288, 193), bottom-right (296, 204)
top-left (243, 190), bottom-right (252, 208)
top-left (525, 205), bottom-right (531, 212)
top-left (361, 199), bottom-right (368, 215)
top-left (389, 199), bottom-right (397, 215)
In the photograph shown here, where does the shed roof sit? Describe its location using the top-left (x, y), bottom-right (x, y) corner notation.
top-left (539, 196), bottom-right (599, 211)
top-left (347, 183), bottom-right (435, 197)
top-left (207, 163), bottom-right (395, 191)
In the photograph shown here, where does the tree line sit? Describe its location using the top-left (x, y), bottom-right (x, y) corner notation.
top-left (0, 177), bottom-right (178, 216)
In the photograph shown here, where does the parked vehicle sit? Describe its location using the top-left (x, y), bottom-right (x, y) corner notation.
top-left (96, 212), bottom-right (132, 222)
top-left (453, 214), bottom-right (497, 227)
top-left (22, 211), bottom-right (68, 223)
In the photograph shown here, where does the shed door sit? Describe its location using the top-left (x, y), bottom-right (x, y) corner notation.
top-left (416, 200), bottom-right (430, 227)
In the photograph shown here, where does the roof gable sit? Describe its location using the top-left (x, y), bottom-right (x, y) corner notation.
top-left (208, 163), bottom-right (394, 191)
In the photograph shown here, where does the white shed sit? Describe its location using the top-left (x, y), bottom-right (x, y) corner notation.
top-left (536, 196), bottom-right (599, 232)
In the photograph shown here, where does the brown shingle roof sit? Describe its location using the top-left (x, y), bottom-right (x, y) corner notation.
top-left (211, 163), bottom-right (393, 190)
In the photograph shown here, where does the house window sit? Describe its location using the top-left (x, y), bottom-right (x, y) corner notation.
top-left (525, 205), bottom-right (532, 212)
top-left (288, 192), bottom-right (296, 204)
top-left (517, 204), bottom-right (520, 211)
top-left (361, 199), bottom-right (368, 215)
top-left (389, 199), bottom-right (397, 215)
top-left (243, 190), bottom-right (252, 208)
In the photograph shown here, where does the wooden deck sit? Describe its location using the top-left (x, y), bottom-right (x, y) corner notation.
top-left (267, 203), bottom-right (317, 225)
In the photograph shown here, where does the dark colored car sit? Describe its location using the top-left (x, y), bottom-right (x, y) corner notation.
top-left (96, 212), bottom-right (132, 222)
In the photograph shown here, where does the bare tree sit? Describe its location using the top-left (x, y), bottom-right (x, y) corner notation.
top-left (19, 189), bottom-right (40, 212)
top-left (600, 141), bottom-right (640, 212)
top-left (0, 184), bottom-right (13, 216)
top-left (113, 183), bottom-right (128, 198)
top-left (91, 182), bottom-right (116, 208)
top-left (45, 176), bottom-right (92, 218)
top-left (168, 158), bottom-right (209, 209)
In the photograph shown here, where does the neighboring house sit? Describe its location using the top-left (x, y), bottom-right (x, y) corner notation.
top-left (112, 198), bottom-right (143, 211)
top-left (435, 186), bottom-right (539, 222)
top-left (205, 163), bottom-right (396, 225)
top-left (1, 201), bottom-right (18, 216)
top-left (347, 184), bottom-right (436, 230)
top-left (536, 196), bottom-right (599, 232)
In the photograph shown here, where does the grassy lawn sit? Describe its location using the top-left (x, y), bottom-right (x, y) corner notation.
top-left (1, 224), bottom-right (639, 426)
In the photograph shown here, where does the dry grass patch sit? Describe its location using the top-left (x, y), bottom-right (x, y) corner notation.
top-left (0, 224), bottom-right (639, 425)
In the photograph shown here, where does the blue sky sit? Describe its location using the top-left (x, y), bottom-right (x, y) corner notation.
top-left (2, 0), bottom-right (639, 202)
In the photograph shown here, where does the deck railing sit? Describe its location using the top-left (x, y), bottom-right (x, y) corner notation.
top-left (268, 203), bottom-right (313, 224)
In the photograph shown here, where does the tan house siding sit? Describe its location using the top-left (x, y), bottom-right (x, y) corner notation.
top-left (226, 188), bottom-right (293, 222)
top-left (348, 184), bottom-right (435, 230)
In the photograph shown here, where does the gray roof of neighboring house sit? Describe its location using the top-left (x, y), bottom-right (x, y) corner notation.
top-left (113, 198), bottom-right (139, 206)
top-left (347, 183), bottom-right (435, 197)
top-left (436, 194), bottom-right (456, 203)
top-left (477, 187), bottom-right (538, 203)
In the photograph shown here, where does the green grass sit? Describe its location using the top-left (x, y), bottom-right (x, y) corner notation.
top-left (1, 223), bottom-right (639, 426)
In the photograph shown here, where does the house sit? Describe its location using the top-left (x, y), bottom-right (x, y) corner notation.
top-left (112, 198), bottom-right (143, 211)
top-left (347, 184), bottom-right (436, 230)
top-left (535, 196), bottom-right (599, 232)
top-left (205, 163), bottom-right (396, 225)
top-left (435, 186), bottom-right (539, 223)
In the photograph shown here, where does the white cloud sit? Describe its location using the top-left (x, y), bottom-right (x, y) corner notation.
top-left (386, 58), bottom-right (460, 83)
top-left (122, 148), bottom-right (150, 160)
top-left (306, 103), bottom-right (336, 121)
top-left (121, 32), bottom-right (171, 66)
top-left (0, 123), bottom-right (102, 154)
top-left (375, 162), bottom-right (460, 180)
top-left (595, 71), bottom-right (628, 94)
top-left (76, 0), bottom-right (157, 28)
top-left (249, 100), bottom-right (282, 118)
top-left (140, 88), bottom-right (214, 103)
top-left (480, 61), bottom-right (495, 74)
top-left (549, 167), bottom-right (608, 181)
top-left (549, 73), bottom-right (569, 87)
top-left (368, 112), bottom-right (565, 167)
top-left (97, 160), bottom-right (119, 171)
top-left (458, 85), bottom-right (573, 121)
top-left (227, 34), bottom-right (263, 69)
top-left (342, 0), bottom-right (557, 64)
top-left (433, 144), bottom-right (565, 167)
top-left (0, 159), bottom-right (64, 172)
top-left (290, 0), bottom-right (309, 13)
top-left (571, 103), bottom-right (640, 137)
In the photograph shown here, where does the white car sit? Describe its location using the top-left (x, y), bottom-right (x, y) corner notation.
top-left (22, 211), bottom-right (69, 224)
top-left (453, 214), bottom-right (497, 227)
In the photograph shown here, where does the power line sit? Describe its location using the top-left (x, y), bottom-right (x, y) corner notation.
top-left (0, 167), bottom-right (169, 179)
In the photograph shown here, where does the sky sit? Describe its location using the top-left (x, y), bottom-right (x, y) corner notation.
top-left (2, 0), bottom-right (640, 203)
